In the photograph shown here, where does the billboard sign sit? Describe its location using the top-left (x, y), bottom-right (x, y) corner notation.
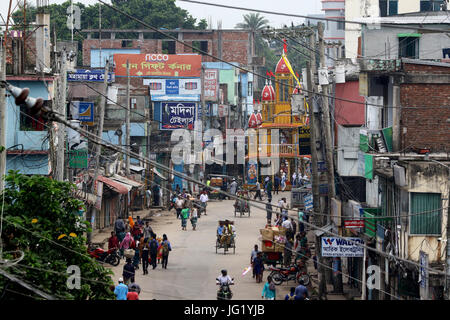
top-left (344, 220), bottom-right (365, 229)
top-left (114, 54), bottom-right (202, 77)
top-left (68, 69), bottom-right (114, 82)
top-left (321, 237), bottom-right (364, 257)
top-left (204, 68), bottom-right (219, 101)
top-left (144, 78), bottom-right (201, 96)
top-left (160, 102), bottom-right (196, 130)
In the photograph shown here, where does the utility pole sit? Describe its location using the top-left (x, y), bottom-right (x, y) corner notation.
top-left (318, 22), bottom-right (342, 293)
top-left (307, 30), bottom-right (327, 300)
top-left (0, 41), bottom-right (6, 192)
top-left (55, 49), bottom-right (67, 181)
top-left (88, 59), bottom-right (109, 244)
top-left (126, 60), bottom-right (130, 176)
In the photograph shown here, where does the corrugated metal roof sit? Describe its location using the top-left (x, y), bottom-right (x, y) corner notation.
top-left (96, 175), bottom-right (130, 194)
top-left (110, 174), bottom-right (143, 188)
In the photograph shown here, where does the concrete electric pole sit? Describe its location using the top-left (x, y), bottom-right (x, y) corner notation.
top-left (55, 49), bottom-right (67, 181)
top-left (0, 42), bottom-right (6, 192)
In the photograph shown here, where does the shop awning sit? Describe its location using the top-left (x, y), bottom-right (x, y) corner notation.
top-left (96, 175), bottom-right (130, 194)
top-left (110, 174), bottom-right (143, 189)
top-left (152, 167), bottom-right (168, 180)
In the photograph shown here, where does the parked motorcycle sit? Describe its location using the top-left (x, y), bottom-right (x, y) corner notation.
top-left (216, 278), bottom-right (234, 300)
top-left (88, 246), bottom-right (120, 266)
top-left (269, 263), bottom-right (310, 286)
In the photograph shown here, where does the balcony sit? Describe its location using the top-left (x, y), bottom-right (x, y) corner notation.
top-left (248, 144), bottom-right (299, 158)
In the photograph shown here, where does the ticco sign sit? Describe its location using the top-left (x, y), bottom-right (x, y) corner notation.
top-left (145, 54), bottom-right (169, 62)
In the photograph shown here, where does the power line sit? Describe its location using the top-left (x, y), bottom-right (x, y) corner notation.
top-left (178, 0), bottom-right (450, 33)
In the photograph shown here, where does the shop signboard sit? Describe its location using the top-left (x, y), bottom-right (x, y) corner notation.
top-left (160, 102), bottom-right (196, 130)
top-left (321, 237), bottom-right (364, 257)
top-left (298, 126), bottom-right (311, 155)
top-left (68, 69), bottom-right (114, 82)
top-left (204, 68), bottom-right (219, 101)
top-left (247, 160), bottom-right (258, 185)
top-left (114, 54), bottom-right (202, 77)
top-left (144, 78), bottom-right (201, 96)
top-left (344, 220), bottom-right (365, 228)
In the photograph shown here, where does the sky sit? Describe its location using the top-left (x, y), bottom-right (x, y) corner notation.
top-left (0, 0), bottom-right (322, 29)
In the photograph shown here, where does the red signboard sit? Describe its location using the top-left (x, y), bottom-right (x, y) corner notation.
top-left (344, 220), bottom-right (365, 229)
top-left (113, 54), bottom-right (202, 77)
top-left (204, 68), bottom-right (219, 101)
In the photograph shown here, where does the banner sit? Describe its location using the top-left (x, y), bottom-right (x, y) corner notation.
top-left (114, 54), bottom-right (202, 77)
top-left (204, 69), bottom-right (219, 101)
top-left (321, 237), bottom-right (364, 257)
top-left (143, 78), bottom-right (201, 96)
top-left (247, 160), bottom-right (258, 185)
top-left (160, 102), bottom-right (196, 130)
top-left (67, 69), bottom-right (114, 82)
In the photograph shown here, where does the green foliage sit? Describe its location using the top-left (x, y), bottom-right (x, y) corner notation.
top-left (12, 0), bottom-right (207, 42)
top-left (235, 13), bottom-right (269, 31)
top-left (0, 146), bottom-right (4, 153)
top-left (0, 171), bottom-right (115, 300)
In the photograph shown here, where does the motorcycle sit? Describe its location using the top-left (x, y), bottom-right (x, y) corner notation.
top-left (216, 278), bottom-right (234, 300)
top-left (269, 262), bottom-right (310, 286)
top-left (88, 245), bottom-right (121, 266)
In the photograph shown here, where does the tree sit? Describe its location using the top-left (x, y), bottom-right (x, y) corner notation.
top-left (11, 0), bottom-right (208, 41)
top-left (235, 13), bottom-right (269, 31)
top-left (0, 171), bottom-right (115, 300)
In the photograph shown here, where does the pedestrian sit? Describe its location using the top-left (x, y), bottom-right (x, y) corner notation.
top-left (181, 204), bottom-right (190, 231)
top-left (122, 258), bottom-right (135, 285)
top-left (285, 287), bottom-right (296, 300)
top-left (261, 275), bottom-right (276, 300)
top-left (149, 234), bottom-right (159, 270)
top-left (283, 238), bottom-right (293, 267)
top-left (250, 245), bottom-right (259, 279)
top-left (152, 183), bottom-right (160, 206)
top-left (265, 199), bottom-right (273, 225)
top-left (120, 232), bottom-right (134, 258)
top-left (131, 222), bottom-right (142, 242)
top-left (175, 196), bottom-right (184, 219)
top-left (265, 177), bottom-right (272, 201)
top-left (126, 287), bottom-right (139, 300)
top-left (156, 236), bottom-right (163, 264)
top-left (114, 278), bottom-right (128, 300)
top-left (254, 180), bottom-right (262, 200)
top-left (200, 190), bottom-right (209, 216)
top-left (292, 172), bottom-right (297, 187)
top-left (282, 198), bottom-right (289, 218)
top-left (294, 279), bottom-right (309, 300)
top-left (254, 252), bottom-right (265, 283)
top-left (143, 221), bottom-right (154, 241)
top-left (114, 218), bottom-right (126, 243)
top-left (298, 210), bottom-right (305, 234)
top-left (146, 188), bottom-right (152, 208)
top-left (291, 218), bottom-right (297, 237)
top-left (229, 178), bottom-right (238, 195)
top-left (274, 175), bottom-right (280, 195)
top-left (108, 231), bottom-right (119, 251)
top-left (281, 172), bottom-right (286, 191)
top-left (140, 237), bottom-right (150, 275)
top-left (161, 234), bottom-right (172, 269)
top-left (277, 198), bottom-right (284, 220)
top-left (190, 205), bottom-right (198, 230)
top-left (127, 284), bottom-right (140, 300)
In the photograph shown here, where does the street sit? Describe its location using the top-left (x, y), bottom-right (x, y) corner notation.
top-left (109, 193), bottom-right (294, 300)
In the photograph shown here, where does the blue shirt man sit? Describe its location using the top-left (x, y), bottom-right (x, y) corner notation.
top-left (114, 278), bottom-right (128, 300)
top-left (217, 224), bottom-right (224, 236)
top-left (294, 282), bottom-right (309, 300)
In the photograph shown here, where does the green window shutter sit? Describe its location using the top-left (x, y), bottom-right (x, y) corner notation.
top-left (364, 154), bottom-right (373, 180)
top-left (410, 193), bottom-right (442, 235)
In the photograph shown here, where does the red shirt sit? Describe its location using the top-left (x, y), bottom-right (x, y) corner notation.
top-left (127, 292), bottom-right (139, 300)
top-left (108, 236), bottom-right (119, 250)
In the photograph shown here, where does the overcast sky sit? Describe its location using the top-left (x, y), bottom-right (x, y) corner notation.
top-left (0, 0), bottom-right (322, 29)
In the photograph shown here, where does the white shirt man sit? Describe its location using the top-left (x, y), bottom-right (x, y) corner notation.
top-left (200, 193), bottom-right (209, 204)
top-left (217, 275), bottom-right (234, 286)
top-left (282, 218), bottom-right (293, 231)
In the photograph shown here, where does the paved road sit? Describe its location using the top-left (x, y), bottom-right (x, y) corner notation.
top-left (109, 192), bottom-right (294, 300)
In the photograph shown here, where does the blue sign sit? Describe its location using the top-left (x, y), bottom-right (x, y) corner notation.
top-left (161, 102), bottom-right (196, 130)
top-left (68, 69), bottom-right (114, 82)
top-left (165, 79), bottom-right (179, 95)
top-left (78, 102), bottom-right (94, 122)
top-left (304, 194), bottom-right (313, 211)
top-left (198, 103), bottom-right (211, 117)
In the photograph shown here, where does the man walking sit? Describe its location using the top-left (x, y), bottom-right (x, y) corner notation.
top-left (250, 244), bottom-right (259, 278)
top-left (265, 199), bottom-right (273, 225)
top-left (274, 175), bottom-right (280, 195)
top-left (200, 190), bottom-right (209, 216)
top-left (149, 234), bottom-right (159, 270)
top-left (229, 178), bottom-right (238, 195)
top-left (114, 278), bottom-right (128, 300)
top-left (175, 196), bottom-right (184, 219)
top-left (161, 234), bottom-right (172, 269)
top-left (294, 279), bottom-right (309, 300)
top-left (254, 180), bottom-right (262, 200)
top-left (122, 258), bottom-right (135, 285)
top-left (265, 178), bottom-right (272, 201)
top-left (114, 218), bottom-right (126, 243)
top-left (140, 237), bottom-right (150, 275)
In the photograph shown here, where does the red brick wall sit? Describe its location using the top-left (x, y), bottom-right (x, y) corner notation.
top-left (400, 83), bottom-right (450, 152)
top-left (403, 63), bottom-right (450, 75)
top-left (83, 30), bottom-right (251, 67)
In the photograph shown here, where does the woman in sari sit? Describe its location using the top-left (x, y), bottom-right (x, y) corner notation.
top-left (156, 236), bottom-right (163, 264)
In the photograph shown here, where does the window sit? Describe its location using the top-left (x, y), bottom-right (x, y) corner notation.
top-left (337, 19), bottom-right (345, 30)
top-left (379, 0), bottom-right (398, 17)
top-left (121, 40), bottom-right (133, 48)
top-left (162, 41), bottom-right (175, 54)
top-left (248, 82), bottom-right (253, 97)
top-left (200, 41), bottom-right (208, 54)
top-left (398, 36), bottom-right (419, 59)
top-left (410, 192), bottom-right (442, 235)
top-left (148, 82), bottom-right (162, 90)
top-left (420, 0), bottom-right (445, 11)
top-left (130, 98), bottom-right (137, 109)
top-left (184, 82), bottom-right (198, 90)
